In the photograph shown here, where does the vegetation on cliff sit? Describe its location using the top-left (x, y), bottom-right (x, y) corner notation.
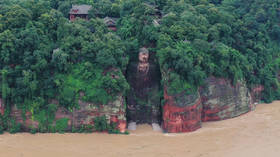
top-left (0, 0), bottom-right (280, 132)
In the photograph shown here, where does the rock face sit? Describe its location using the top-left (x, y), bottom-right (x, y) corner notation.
top-left (73, 95), bottom-right (127, 132)
top-left (162, 76), bottom-right (255, 133)
top-left (7, 76), bottom-right (258, 133)
top-left (10, 106), bottom-right (39, 131)
top-left (162, 87), bottom-right (202, 133)
top-left (200, 77), bottom-right (252, 122)
top-left (250, 85), bottom-right (264, 104)
top-left (9, 95), bottom-right (126, 133)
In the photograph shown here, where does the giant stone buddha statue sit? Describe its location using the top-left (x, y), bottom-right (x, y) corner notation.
top-left (126, 47), bottom-right (162, 131)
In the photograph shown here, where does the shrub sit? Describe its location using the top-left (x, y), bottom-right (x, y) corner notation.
top-left (93, 116), bottom-right (125, 134)
top-left (30, 127), bottom-right (37, 134)
top-left (8, 118), bottom-right (21, 134)
top-left (94, 116), bottom-right (108, 132)
top-left (107, 122), bottom-right (120, 134)
top-left (55, 118), bottom-right (69, 133)
top-left (78, 124), bottom-right (94, 133)
top-left (35, 110), bottom-right (48, 133)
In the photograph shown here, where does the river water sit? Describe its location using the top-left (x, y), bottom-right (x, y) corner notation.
top-left (1, 101), bottom-right (280, 157)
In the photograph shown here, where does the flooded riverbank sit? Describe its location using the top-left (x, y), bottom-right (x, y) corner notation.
top-left (1, 101), bottom-right (280, 157)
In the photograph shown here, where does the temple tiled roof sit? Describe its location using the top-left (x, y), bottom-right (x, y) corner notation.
top-left (69, 5), bottom-right (92, 15)
top-left (103, 17), bottom-right (117, 27)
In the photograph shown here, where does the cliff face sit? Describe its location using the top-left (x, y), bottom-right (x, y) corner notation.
top-left (200, 77), bottom-right (252, 122)
top-left (3, 77), bottom-right (263, 134)
top-left (162, 76), bottom-right (256, 133)
top-left (9, 95), bottom-right (126, 133)
top-left (250, 85), bottom-right (264, 104)
top-left (162, 87), bottom-right (202, 133)
top-left (73, 95), bottom-right (127, 132)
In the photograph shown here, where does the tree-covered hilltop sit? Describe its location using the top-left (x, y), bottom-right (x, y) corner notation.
top-left (156, 0), bottom-right (280, 101)
top-left (0, 0), bottom-right (280, 121)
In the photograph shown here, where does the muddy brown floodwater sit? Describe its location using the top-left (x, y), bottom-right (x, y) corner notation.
top-left (1, 101), bottom-right (280, 157)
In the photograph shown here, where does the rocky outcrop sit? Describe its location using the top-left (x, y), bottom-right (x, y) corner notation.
top-left (73, 95), bottom-right (126, 132)
top-left (162, 76), bottom-right (255, 133)
top-left (10, 106), bottom-right (38, 131)
top-left (162, 87), bottom-right (202, 133)
top-left (7, 76), bottom-right (259, 133)
top-left (250, 85), bottom-right (264, 104)
top-left (200, 77), bottom-right (252, 122)
top-left (9, 95), bottom-right (126, 133)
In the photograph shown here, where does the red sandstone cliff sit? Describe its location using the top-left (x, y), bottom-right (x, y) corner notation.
top-left (162, 87), bottom-right (202, 133)
top-left (162, 77), bottom-right (257, 133)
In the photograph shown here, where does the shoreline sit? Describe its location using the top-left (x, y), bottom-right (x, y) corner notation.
top-left (0, 101), bottom-right (280, 157)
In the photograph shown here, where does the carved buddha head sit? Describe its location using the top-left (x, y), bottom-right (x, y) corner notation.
top-left (138, 47), bottom-right (149, 63)
top-left (138, 48), bottom-right (150, 73)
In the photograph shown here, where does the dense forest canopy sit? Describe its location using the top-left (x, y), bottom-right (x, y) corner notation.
top-left (0, 0), bottom-right (280, 119)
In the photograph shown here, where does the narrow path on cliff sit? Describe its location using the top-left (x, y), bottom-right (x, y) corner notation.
top-left (1, 101), bottom-right (280, 157)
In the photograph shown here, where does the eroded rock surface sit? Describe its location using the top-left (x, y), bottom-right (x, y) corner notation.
top-left (200, 77), bottom-right (252, 122)
top-left (73, 95), bottom-right (126, 132)
top-left (9, 105), bottom-right (39, 131)
top-left (9, 95), bottom-right (126, 133)
top-left (162, 87), bottom-right (202, 133)
top-left (250, 85), bottom-right (264, 104)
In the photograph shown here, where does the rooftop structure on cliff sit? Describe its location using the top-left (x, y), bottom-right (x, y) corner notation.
top-left (69, 5), bottom-right (92, 21)
top-left (103, 17), bottom-right (118, 31)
